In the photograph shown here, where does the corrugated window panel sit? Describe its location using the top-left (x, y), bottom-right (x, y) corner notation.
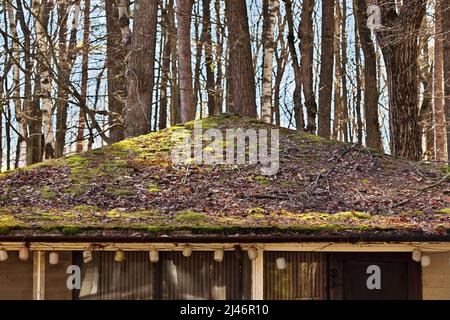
top-left (264, 252), bottom-right (327, 300)
top-left (77, 252), bottom-right (154, 300)
top-left (161, 251), bottom-right (251, 300)
top-left (76, 250), bottom-right (251, 300)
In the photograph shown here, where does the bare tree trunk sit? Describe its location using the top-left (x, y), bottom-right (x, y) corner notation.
top-left (376, 0), bottom-right (426, 160)
top-left (300, 0), bottom-right (317, 133)
top-left (55, 0), bottom-right (69, 157)
top-left (225, 53), bottom-right (234, 113)
top-left (225, 0), bottom-right (257, 118)
top-left (193, 4), bottom-right (202, 115)
top-left (434, 0), bottom-right (446, 161)
top-left (167, 0), bottom-right (181, 125)
top-left (125, 0), bottom-right (158, 137)
top-left (318, 0), bottom-right (335, 138)
top-left (441, 0), bottom-right (450, 160)
top-left (274, 9), bottom-right (287, 127)
top-left (33, 0), bottom-right (55, 159)
top-left (354, 20), bottom-right (363, 145)
top-left (7, 1), bottom-right (28, 165)
top-left (13, 0), bottom-right (36, 164)
top-left (353, 0), bottom-right (383, 150)
top-left (159, 1), bottom-right (171, 130)
top-left (177, 0), bottom-right (195, 122)
top-left (261, 0), bottom-right (279, 123)
top-left (202, 0), bottom-right (216, 116)
top-left (418, 17), bottom-right (434, 160)
top-left (55, 0), bottom-right (81, 157)
top-left (214, 0), bottom-right (224, 114)
top-left (76, 0), bottom-right (90, 153)
top-left (106, 0), bottom-right (126, 143)
top-left (283, 0), bottom-right (304, 131)
top-left (333, 6), bottom-right (342, 141)
top-left (340, 0), bottom-right (349, 142)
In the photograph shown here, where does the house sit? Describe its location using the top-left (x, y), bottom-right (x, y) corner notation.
top-left (0, 116), bottom-right (449, 300)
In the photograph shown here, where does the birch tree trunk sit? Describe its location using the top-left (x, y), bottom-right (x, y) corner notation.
top-left (33, 0), bottom-right (55, 159)
top-left (261, 0), bottom-right (279, 123)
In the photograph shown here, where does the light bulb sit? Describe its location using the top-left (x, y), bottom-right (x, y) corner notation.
top-left (19, 246), bottom-right (30, 261)
top-left (182, 246), bottom-right (192, 257)
top-left (214, 249), bottom-right (224, 262)
top-left (421, 255), bottom-right (431, 267)
top-left (276, 257), bottom-right (287, 270)
top-left (114, 250), bottom-right (125, 262)
top-left (412, 249), bottom-right (422, 262)
top-left (49, 252), bottom-right (59, 265)
top-left (149, 249), bottom-right (159, 263)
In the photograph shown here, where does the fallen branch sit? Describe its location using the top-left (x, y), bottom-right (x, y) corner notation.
top-left (392, 174), bottom-right (450, 208)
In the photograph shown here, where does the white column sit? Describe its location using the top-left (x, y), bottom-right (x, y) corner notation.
top-left (33, 251), bottom-right (46, 300)
top-left (251, 247), bottom-right (264, 300)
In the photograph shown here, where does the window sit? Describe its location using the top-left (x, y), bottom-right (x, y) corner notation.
top-left (264, 252), bottom-right (328, 300)
top-left (75, 250), bottom-right (251, 300)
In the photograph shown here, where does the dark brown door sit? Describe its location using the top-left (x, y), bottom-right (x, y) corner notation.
top-left (330, 253), bottom-right (421, 300)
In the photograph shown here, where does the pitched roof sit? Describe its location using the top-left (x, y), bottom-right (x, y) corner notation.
top-left (0, 116), bottom-right (449, 241)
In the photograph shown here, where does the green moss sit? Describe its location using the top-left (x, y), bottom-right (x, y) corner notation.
top-left (174, 211), bottom-right (208, 222)
top-left (280, 181), bottom-right (293, 188)
top-left (0, 214), bottom-right (25, 233)
top-left (23, 213), bottom-right (62, 221)
top-left (41, 186), bottom-right (56, 200)
top-left (246, 207), bottom-right (266, 215)
top-left (147, 184), bottom-right (162, 193)
top-left (333, 211), bottom-right (371, 220)
top-left (73, 205), bottom-right (100, 213)
top-left (66, 155), bottom-right (91, 170)
top-left (360, 179), bottom-right (369, 185)
top-left (254, 176), bottom-right (270, 185)
top-left (302, 133), bottom-right (324, 143)
top-left (401, 210), bottom-right (425, 216)
top-left (440, 165), bottom-right (450, 174)
top-left (110, 189), bottom-right (135, 197)
top-left (436, 208), bottom-right (450, 215)
top-left (61, 226), bottom-right (81, 235)
top-left (248, 213), bottom-right (266, 220)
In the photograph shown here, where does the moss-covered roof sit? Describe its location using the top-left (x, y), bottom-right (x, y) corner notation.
top-left (0, 116), bottom-right (449, 241)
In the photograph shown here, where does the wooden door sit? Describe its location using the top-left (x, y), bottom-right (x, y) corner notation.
top-left (329, 253), bottom-right (421, 300)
